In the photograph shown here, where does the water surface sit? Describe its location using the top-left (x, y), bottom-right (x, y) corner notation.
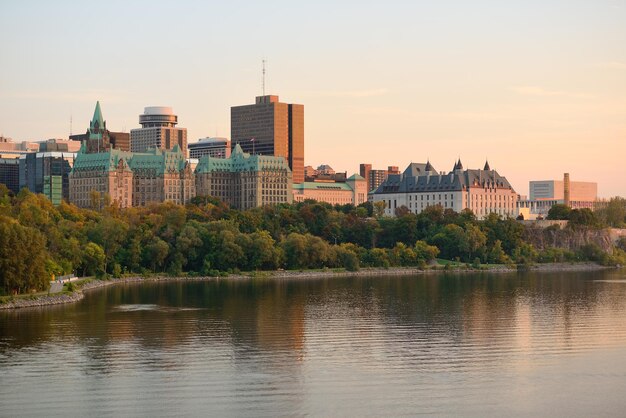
top-left (2, 270), bottom-right (626, 417)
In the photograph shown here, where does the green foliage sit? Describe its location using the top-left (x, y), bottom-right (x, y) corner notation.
top-left (1, 192), bottom-right (621, 283)
top-left (0, 216), bottom-right (49, 294)
top-left (547, 204), bottom-right (572, 220)
top-left (568, 209), bottom-right (598, 229)
top-left (595, 197), bottom-right (626, 228)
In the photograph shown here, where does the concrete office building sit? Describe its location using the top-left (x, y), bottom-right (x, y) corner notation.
top-left (231, 95), bottom-right (304, 184)
top-left (293, 174), bottom-right (367, 206)
top-left (0, 158), bottom-right (20, 193)
top-left (188, 137), bottom-right (231, 159)
top-left (131, 107), bottom-right (187, 156)
top-left (517, 173), bottom-right (599, 219)
top-left (19, 151), bottom-right (76, 205)
top-left (195, 144), bottom-right (292, 210)
top-left (70, 102), bottom-right (130, 152)
top-left (371, 160), bottom-right (518, 219)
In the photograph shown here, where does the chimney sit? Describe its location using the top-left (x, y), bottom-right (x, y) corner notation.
top-left (564, 173), bottom-right (570, 207)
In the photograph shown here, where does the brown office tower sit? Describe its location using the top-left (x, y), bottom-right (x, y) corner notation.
top-left (231, 95), bottom-right (304, 184)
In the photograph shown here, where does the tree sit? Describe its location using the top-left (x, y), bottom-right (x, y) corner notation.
top-left (373, 201), bottom-right (386, 218)
top-left (143, 238), bottom-right (169, 272)
top-left (81, 242), bottom-right (106, 277)
top-left (568, 208), bottom-right (598, 228)
top-left (0, 217), bottom-right (49, 294)
top-left (547, 204), bottom-right (571, 220)
top-left (414, 240), bottom-right (439, 262)
top-left (487, 240), bottom-right (509, 264)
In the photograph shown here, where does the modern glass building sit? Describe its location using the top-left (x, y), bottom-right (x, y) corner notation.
top-left (19, 152), bottom-right (76, 204)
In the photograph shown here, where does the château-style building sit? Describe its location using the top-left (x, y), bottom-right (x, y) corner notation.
top-left (69, 144), bottom-right (194, 208)
top-left (195, 144), bottom-right (292, 210)
top-left (371, 159), bottom-right (518, 219)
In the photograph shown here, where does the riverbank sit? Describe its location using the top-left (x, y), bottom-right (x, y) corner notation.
top-left (0, 262), bottom-right (616, 310)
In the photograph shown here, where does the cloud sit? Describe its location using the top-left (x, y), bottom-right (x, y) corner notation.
top-left (597, 61), bottom-right (626, 70)
top-left (303, 88), bottom-right (389, 98)
top-left (508, 86), bottom-right (593, 99)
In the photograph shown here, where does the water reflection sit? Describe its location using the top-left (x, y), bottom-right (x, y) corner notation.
top-left (1, 270), bottom-right (626, 417)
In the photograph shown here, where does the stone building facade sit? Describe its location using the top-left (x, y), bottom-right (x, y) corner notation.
top-left (195, 144), bottom-right (292, 210)
top-left (129, 146), bottom-right (195, 206)
top-left (69, 145), bottom-right (194, 208)
top-left (371, 160), bottom-right (518, 219)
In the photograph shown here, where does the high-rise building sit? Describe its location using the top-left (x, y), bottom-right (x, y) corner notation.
top-left (70, 102), bottom-right (130, 152)
top-left (188, 137), bottom-right (231, 159)
top-left (231, 95), bottom-right (304, 184)
top-left (360, 163), bottom-right (399, 193)
top-left (131, 106), bottom-right (187, 156)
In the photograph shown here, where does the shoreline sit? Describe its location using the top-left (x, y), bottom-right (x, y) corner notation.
top-left (0, 262), bottom-right (616, 310)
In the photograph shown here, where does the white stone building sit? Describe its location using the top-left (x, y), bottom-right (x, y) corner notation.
top-left (371, 160), bottom-right (518, 219)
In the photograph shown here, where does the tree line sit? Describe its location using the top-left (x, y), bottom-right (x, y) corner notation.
top-left (1, 184), bottom-right (625, 295)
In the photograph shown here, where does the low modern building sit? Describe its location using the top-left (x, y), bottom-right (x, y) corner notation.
top-left (19, 151), bottom-right (77, 205)
top-left (131, 106), bottom-right (187, 156)
top-left (0, 157), bottom-right (20, 193)
top-left (188, 137), bottom-right (231, 159)
top-left (69, 144), bottom-right (195, 209)
top-left (371, 160), bottom-right (518, 219)
top-left (517, 173), bottom-right (599, 219)
top-left (304, 164), bottom-right (347, 182)
top-left (0, 136), bottom-right (39, 158)
top-left (195, 144), bottom-right (292, 210)
top-left (293, 174), bottom-right (367, 206)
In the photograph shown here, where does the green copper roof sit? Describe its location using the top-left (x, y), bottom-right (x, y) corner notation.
top-left (129, 147), bottom-right (187, 173)
top-left (71, 145), bottom-right (133, 173)
top-left (195, 143), bottom-right (291, 174)
top-left (347, 173), bottom-right (365, 181)
top-left (71, 145), bottom-right (188, 175)
top-left (89, 101), bottom-right (105, 140)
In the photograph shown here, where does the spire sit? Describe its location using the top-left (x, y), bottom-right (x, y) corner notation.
top-left (425, 160), bottom-right (434, 173)
top-left (91, 101), bottom-right (104, 131)
top-left (483, 159), bottom-right (491, 171)
top-left (456, 158), bottom-right (463, 170)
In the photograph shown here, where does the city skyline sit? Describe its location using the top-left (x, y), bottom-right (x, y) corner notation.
top-left (1, 1), bottom-right (625, 197)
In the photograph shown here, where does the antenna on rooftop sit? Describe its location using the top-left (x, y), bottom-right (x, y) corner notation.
top-left (262, 59), bottom-right (266, 96)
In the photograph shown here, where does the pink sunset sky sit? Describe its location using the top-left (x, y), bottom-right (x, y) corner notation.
top-left (0, 1), bottom-right (624, 197)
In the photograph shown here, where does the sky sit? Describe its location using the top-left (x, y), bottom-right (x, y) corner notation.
top-left (0, 0), bottom-right (625, 197)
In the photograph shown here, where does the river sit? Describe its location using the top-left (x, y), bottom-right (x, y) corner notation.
top-left (1, 270), bottom-right (626, 417)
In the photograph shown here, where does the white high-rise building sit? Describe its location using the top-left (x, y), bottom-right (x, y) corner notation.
top-left (131, 107), bottom-right (187, 156)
